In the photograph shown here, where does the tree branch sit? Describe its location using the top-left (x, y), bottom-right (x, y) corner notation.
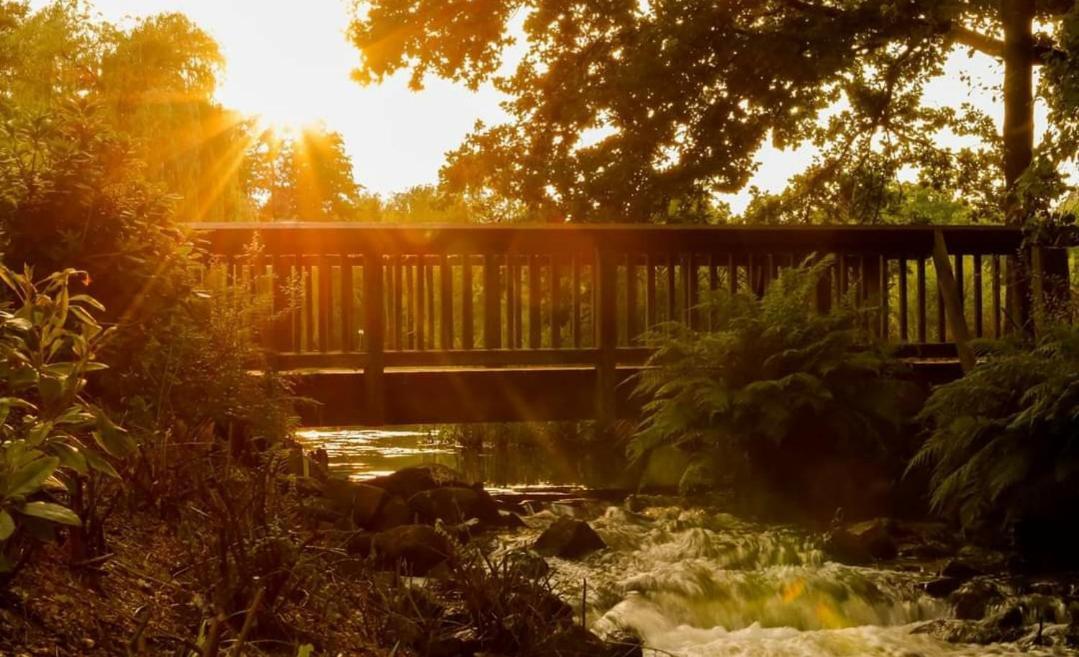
top-left (947, 24), bottom-right (1066, 63)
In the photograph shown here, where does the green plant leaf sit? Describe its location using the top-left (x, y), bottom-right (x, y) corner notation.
top-left (19, 501), bottom-right (81, 526)
top-left (5, 456), bottom-right (59, 498)
top-left (0, 509), bottom-right (15, 541)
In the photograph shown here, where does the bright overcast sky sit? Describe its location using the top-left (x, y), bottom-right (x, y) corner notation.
top-left (32, 0), bottom-right (1037, 213)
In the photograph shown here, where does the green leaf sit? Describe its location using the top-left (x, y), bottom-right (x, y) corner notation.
top-left (5, 456), bottom-right (59, 498)
top-left (0, 510), bottom-right (14, 541)
top-left (19, 501), bottom-right (81, 526)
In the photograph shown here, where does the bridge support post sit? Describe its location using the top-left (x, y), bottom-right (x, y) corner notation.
top-left (363, 250), bottom-right (385, 424)
top-left (595, 247), bottom-right (617, 428)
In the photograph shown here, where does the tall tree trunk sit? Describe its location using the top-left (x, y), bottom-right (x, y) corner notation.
top-left (1001, 0), bottom-right (1035, 332)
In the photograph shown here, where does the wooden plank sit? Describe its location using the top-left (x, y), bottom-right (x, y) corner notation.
top-left (304, 260), bottom-right (315, 351)
top-left (879, 256), bottom-right (889, 339)
top-left (426, 259), bottom-right (435, 346)
top-left (318, 255), bottom-right (331, 352)
top-left (340, 254), bottom-right (354, 352)
top-left (932, 230), bottom-right (976, 373)
top-left (686, 253), bottom-right (699, 328)
top-left (440, 254), bottom-right (453, 350)
top-left (192, 222), bottom-right (1024, 260)
top-left (462, 254), bottom-right (474, 349)
top-left (484, 254), bottom-right (501, 349)
top-left (529, 254), bottom-right (541, 349)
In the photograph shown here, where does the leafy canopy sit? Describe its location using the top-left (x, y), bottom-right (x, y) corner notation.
top-left (349, 0), bottom-right (1079, 222)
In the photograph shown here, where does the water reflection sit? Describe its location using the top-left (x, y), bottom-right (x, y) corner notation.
top-left (295, 423), bottom-right (630, 492)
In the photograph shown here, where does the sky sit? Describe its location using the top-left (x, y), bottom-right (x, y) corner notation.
top-left (31, 0), bottom-right (1038, 213)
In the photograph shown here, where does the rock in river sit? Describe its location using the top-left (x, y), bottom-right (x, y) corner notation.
top-left (534, 517), bottom-right (607, 559)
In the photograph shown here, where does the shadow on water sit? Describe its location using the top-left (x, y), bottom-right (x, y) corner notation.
top-left (295, 422), bottom-right (632, 492)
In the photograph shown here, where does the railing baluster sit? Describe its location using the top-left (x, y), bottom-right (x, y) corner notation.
top-left (363, 250), bottom-right (385, 424)
top-left (551, 255), bottom-right (562, 349)
top-left (992, 255), bottom-right (1002, 338)
top-left (318, 255), bottom-right (331, 352)
top-left (727, 253), bottom-right (737, 295)
top-left (304, 259), bottom-right (315, 352)
top-left (273, 255), bottom-right (292, 352)
top-left (391, 256), bottom-right (402, 351)
top-left (626, 254), bottom-right (638, 344)
top-left (879, 256), bottom-right (889, 339)
top-left (426, 259), bottom-right (435, 347)
top-left (645, 255), bottom-right (657, 330)
top-left (595, 247), bottom-right (617, 427)
top-left (973, 254), bottom-right (983, 338)
top-left (937, 264), bottom-right (947, 343)
top-left (954, 254), bottom-right (965, 324)
top-left (484, 254), bottom-right (501, 349)
top-left (416, 254), bottom-right (426, 350)
top-left (898, 257), bottom-right (909, 342)
top-left (462, 254), bottom-right (474, 350)
top-left (685, 253), bottom-right (699, 328)
top-left (440, 254), bottom-right (453, 350)
top-left (341, 254), bottom-right (354, 352)
top-left (666, 254), bottom-right (677, 323)
top-left (917, 257), bottom-right (928, 344)
top-left (529, 254), bottom-right (541, 349)
top-left (572, 255), bottom-right (582, 348)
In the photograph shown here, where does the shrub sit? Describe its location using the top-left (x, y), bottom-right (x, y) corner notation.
top-left (0, 264), bottom-right (127, 577)
top-left (630, 256), bottom-right (914, 518)
top-left (910, 324), bottom-right (1079, 564)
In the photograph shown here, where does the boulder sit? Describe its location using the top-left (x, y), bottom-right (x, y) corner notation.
top-left (367, 465), bottom-right (468, 499)
top-left (371, 524), bottom-right (453, 575)
top-left (409, 486), bottom-right (501, 525)
top-left (950, 579), bottom-right (1005, 620)
top-left (925, 577), bottom-right (963, 598)
top-left (370, 495), bottom-right (413, 531)
top-left (534, 517), bottom-right (607, 559)
top-left (823, 518), bottom-right (898, 564)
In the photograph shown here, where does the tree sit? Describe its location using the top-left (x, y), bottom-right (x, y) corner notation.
top-left (246, 123), bottom-right (374, 221)
top-left (348, 0), bottom-right (1078, 227)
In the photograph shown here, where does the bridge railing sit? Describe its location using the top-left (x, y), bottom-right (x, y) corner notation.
top-left (189, 222), bottom-right (1029, 423)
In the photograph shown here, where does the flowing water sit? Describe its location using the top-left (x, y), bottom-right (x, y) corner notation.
top-left (298, 427), bottom-right (1078, 657)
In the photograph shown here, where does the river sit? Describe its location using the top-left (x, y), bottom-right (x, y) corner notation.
top-left (297, 426), bottom-right (1078, 657)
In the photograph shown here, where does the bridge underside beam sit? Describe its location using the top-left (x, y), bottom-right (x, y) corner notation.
top-left (290, 360), bottom-right (963, 427)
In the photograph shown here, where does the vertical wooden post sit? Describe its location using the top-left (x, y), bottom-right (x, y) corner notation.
top-left (992, 256), bottom-right (1002, 338)
top-left (363, 250), bottom-right (385, 424)
top-left (932, 230), bottom-right (976, 373)
top-left (391, 256), bottom-right (402, 351)
top-left (273, 255), bottom-right (292, 352)
top-left (484, 254), bottom-right (501, 349)
top-left (594, 247), bottom-right (617, 427)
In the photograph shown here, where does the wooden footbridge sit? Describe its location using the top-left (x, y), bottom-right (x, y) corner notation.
top-left (190, 223), bottom-right (1041, 427)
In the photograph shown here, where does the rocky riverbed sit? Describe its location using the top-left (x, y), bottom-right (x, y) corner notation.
top-left (297, 457), bottom-right (1079, 657)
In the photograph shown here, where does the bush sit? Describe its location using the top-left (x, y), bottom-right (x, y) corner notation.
top-left (0, 264), bottom-right (127, 577)
top-left (630, 256), bottom-right (915, 518)
top-left (910, 324), bottom-right (1079, 565)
